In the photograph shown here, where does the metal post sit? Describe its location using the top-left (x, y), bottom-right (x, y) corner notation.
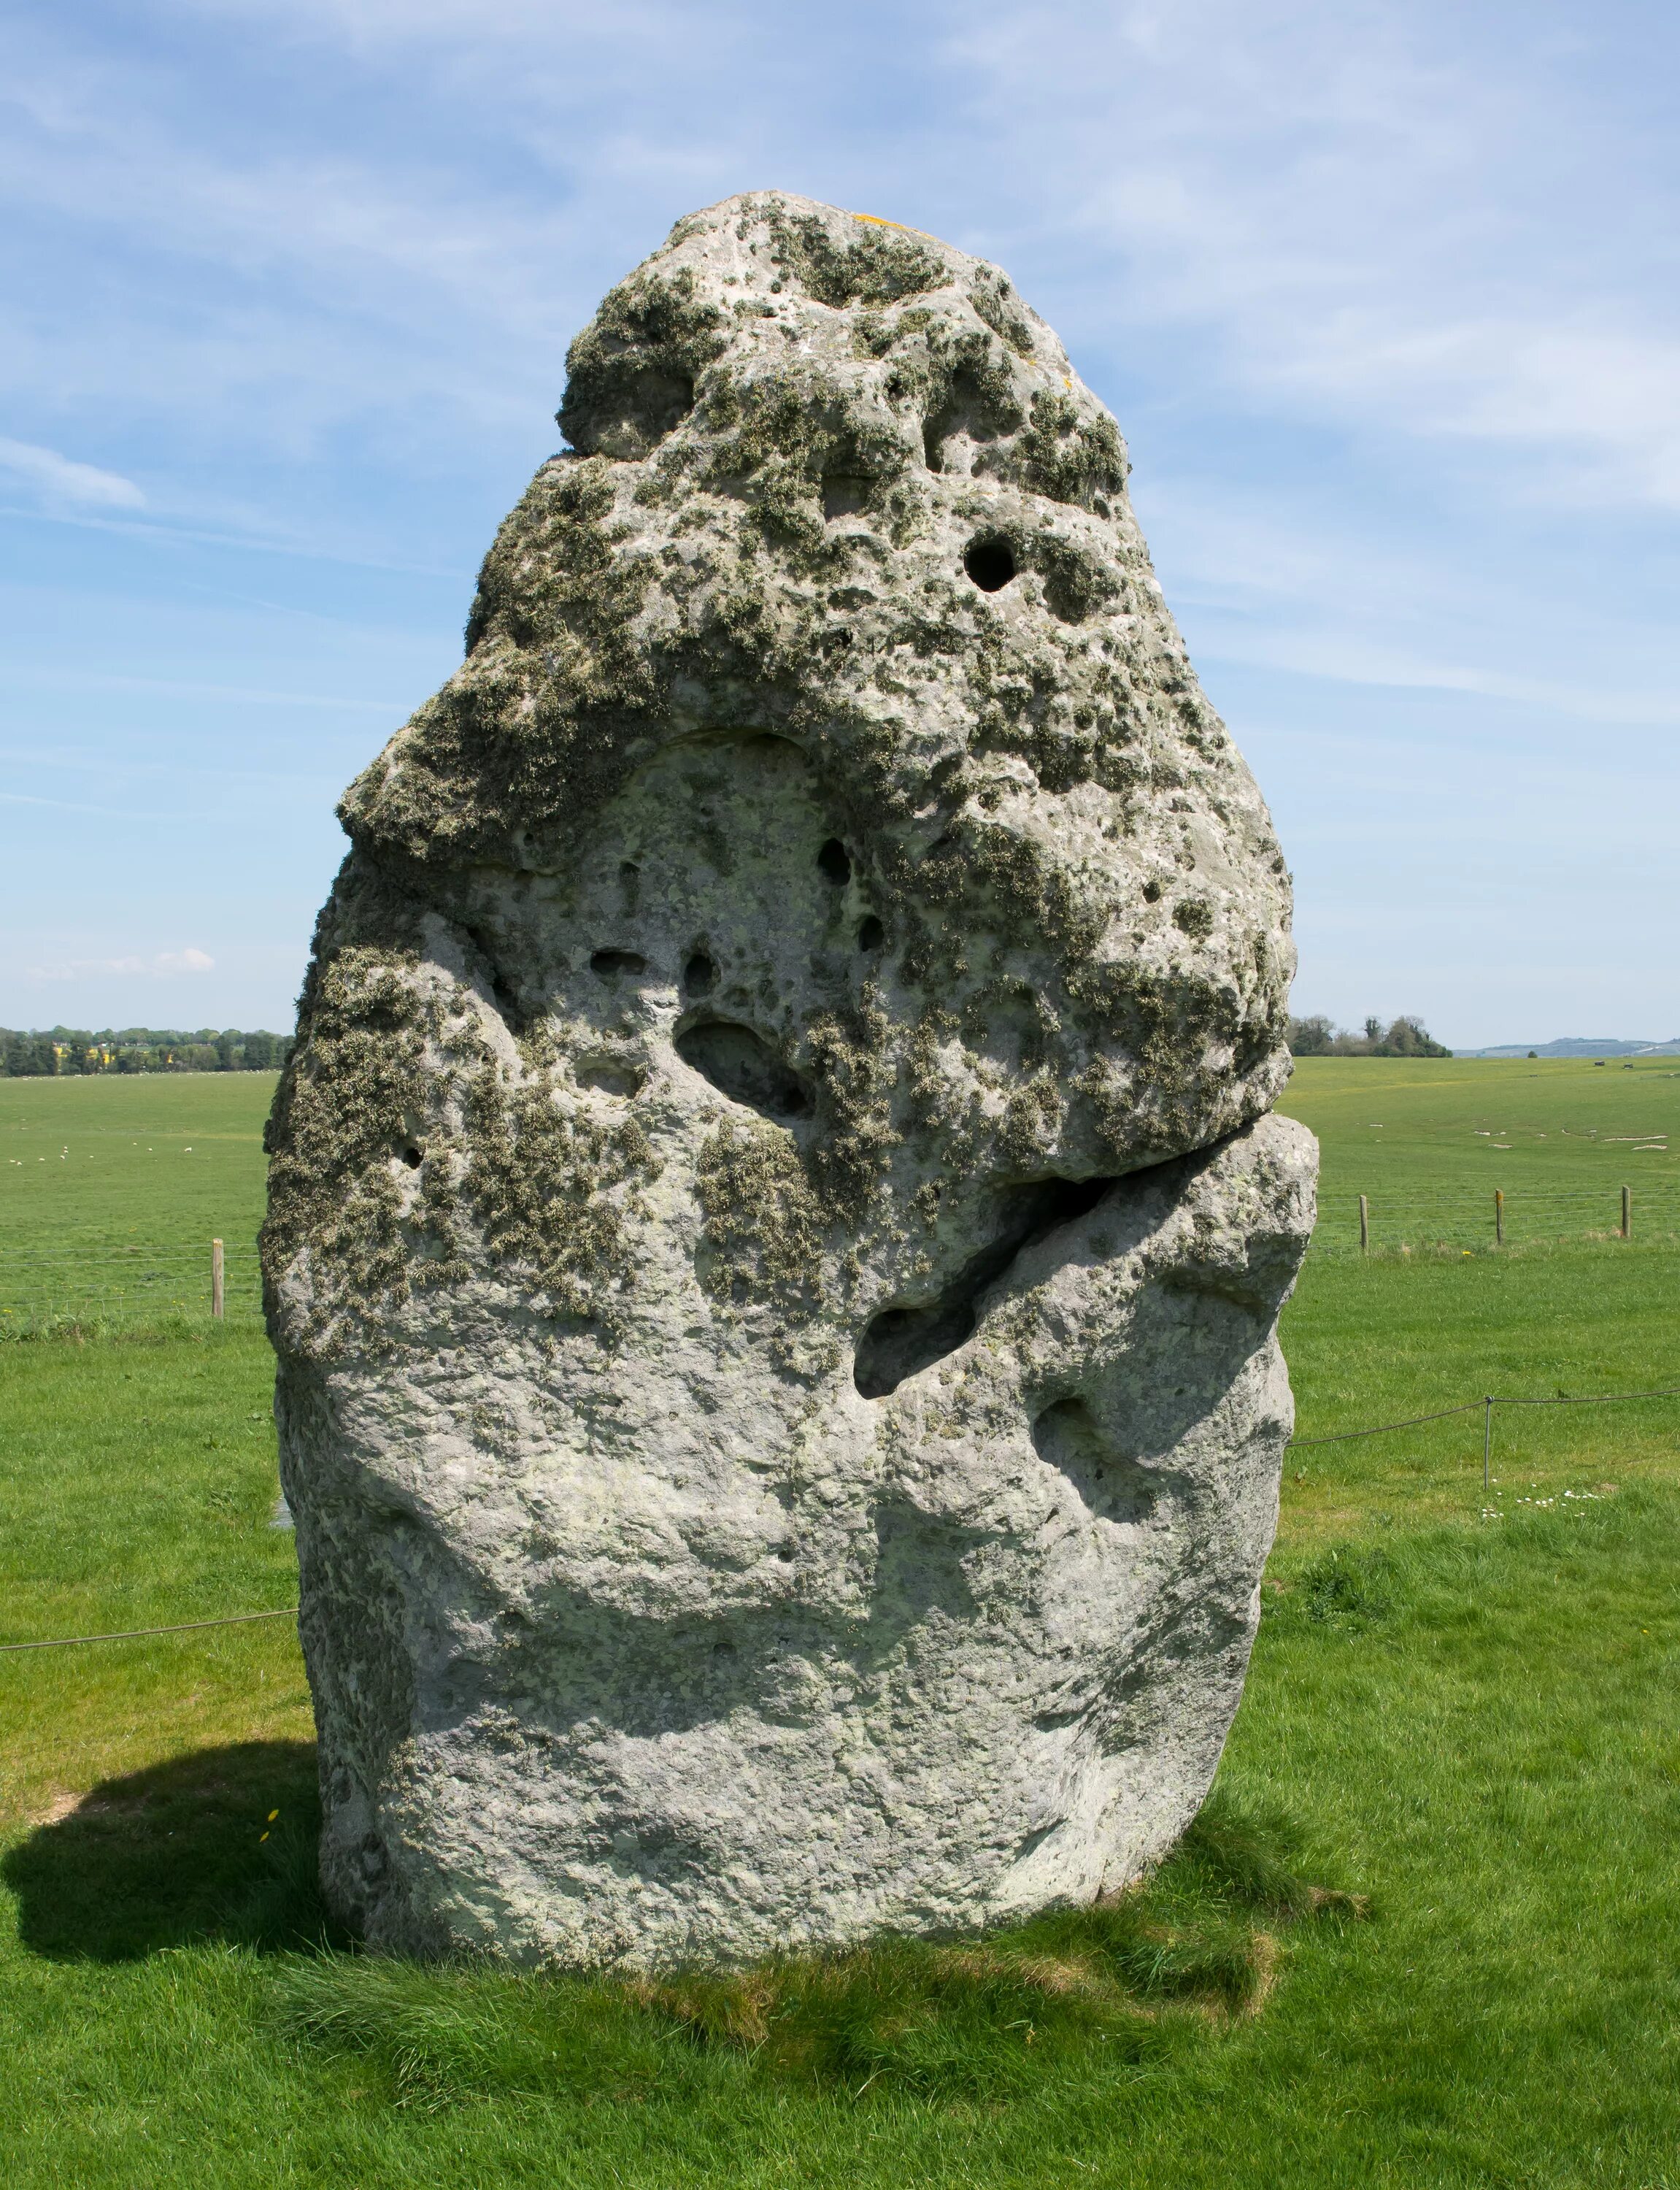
top-left (1359, 1194), bottom-right (1369, 1256)
top-left (211, 1238), bottom-right (225, 1320)
top-left (1622, 1186), bottom-right (1631, 1241)
top-left (1495, 1189), bottom-right (1504, 1247)
top-left (1484, 1395), bottom-right (1492, 1493)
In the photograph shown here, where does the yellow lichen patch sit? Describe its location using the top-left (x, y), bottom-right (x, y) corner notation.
top-left (694, 1115), bottom-right (828, 1317)
top-left (463, 1066), bottom-right (661, 1333)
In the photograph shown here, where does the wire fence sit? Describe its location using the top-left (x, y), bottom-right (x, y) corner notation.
top-left (6, 1180), bottom-right (1677, 1323)
top-left (1311, 1180), bottom-right (1680, 1254)
top-left (3, 1383), bottom-right (1676, 1656)
top-left (0, 1240), bottom-right (262, 1328)
top-left (1290, 1382), bottom-right (1680, 1491)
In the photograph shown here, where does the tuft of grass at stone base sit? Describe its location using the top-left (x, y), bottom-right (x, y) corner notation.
top-left (274, 1792), bottom-right (1349, 2113)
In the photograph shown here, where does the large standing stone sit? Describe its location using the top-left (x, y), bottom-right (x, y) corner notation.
top-left (263, 192), bottom-right (1317, 1969)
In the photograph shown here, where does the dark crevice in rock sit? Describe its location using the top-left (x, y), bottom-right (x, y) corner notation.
top-left (857, 915), bottom-right (885, 953)
top-left (562, 369), bottom-right (696, 461)
top-left (821, 474), bottom-right (871, 520)
top-left (464, 926), bottom-right (531, 1033)
top-left (677, 1018), bottom-right (814, 1121)
top-left (816, 838), bottom-right (852, 885)
top-left (590, 949), bottom-right (647, 977)
top-left (683, 950), bottom-right (717, 996)
top-left (577, 1062), bottom-right (645, 1099)
top-left (854, 1175), bottom-right (1115, 1398)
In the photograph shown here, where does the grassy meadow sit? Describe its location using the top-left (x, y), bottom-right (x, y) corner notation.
top-left (0, 1071), bottom-right (270, 1327)
top-left (1284, 1050), bottom-right (1680, 1252)
top-left (1, 1060), bottom-right (1677, 2186)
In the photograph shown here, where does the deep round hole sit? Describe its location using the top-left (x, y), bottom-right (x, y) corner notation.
top-left (817, 839), bottom-right (852, 885)
top-left (684, 950), bottom-right (717, 996)
top-left (401, 1145), bottom-right (423, 1169)
top-left (857, 915), bottom-right (885, 953)
top-left (963, 536), bottom-right (1017, 592)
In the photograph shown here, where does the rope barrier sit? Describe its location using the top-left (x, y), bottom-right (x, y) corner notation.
top-left (0, 1606), bottom-right (298, 1653)
top-left (1489, 1387), bottom-right (1680, 1408)
top-left (1289, 1383), bottom-right (1680, 1448)
top-left (1287, 1401), bottom-right (1487, 1448)
top-left (1, 1388), bottom-right (1676, 1655)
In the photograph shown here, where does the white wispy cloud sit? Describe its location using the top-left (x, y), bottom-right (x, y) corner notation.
top-left (937, 1), bottom-right (1680, 507)
top-left (0, 0), bottom-right (1675, 1038)
top-left (26, 947), bottom-right (215, 980)
top-left (0, 437), bottom-right (144, 507)
top-left (9, 0), bottom-right (1676, 507)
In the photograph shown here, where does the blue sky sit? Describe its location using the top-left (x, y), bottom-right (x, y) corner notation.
top-left (3, 0), bottom-right (1676, 1047)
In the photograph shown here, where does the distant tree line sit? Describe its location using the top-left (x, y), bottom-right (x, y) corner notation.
top-left (1287, 1014), bottom-right (1452, 1058)
top-left (0, 1026), bottom-right (294, 1077)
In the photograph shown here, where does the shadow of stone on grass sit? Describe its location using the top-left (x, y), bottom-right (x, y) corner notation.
top-left (3, 1739), bottom-right (336, 1960)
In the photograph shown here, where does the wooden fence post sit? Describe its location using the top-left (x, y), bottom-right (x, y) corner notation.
top-left (1495, 1188), bottom-right (1504, 1247)
top-left (211, 1238), bottom-right (225, 1320)
top-left (1359, 1194), bottom-right (1369, 1255)
top-left (1622, 1186), bottom-right (1631, 1241)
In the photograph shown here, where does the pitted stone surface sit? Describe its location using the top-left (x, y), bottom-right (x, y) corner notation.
top-left (263, 192), bottom-right (1318, 1968)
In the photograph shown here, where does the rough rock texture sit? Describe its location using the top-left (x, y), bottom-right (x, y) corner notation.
top-left (263, 192), bottom-right (1318, 1970)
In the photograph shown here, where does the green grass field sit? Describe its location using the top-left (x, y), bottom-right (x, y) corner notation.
top-left (1284, 1052), bottom-right (1680, 1251)
top-left (1, 1063), bottom-right (1677, 2186)
top-left (0, 1072), bottom-right (270, 1326)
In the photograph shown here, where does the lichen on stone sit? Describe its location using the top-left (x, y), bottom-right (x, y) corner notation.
top-left (763, 204), bottom-right (945, 308)
top-left (461, 1065), bottom-right (660, 1332)
top-left (695, 1114), bottom-right (828, 1317)
top-left (558, 266), bottom-right (727, 458)
top-left (1015, 389), bottom-right (1128, 507)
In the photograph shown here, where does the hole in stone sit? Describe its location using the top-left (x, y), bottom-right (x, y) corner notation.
top-left (963, 536), bottom-right (1016, 592)
top-left (817, 839), bottom-right (852, 885)
top-left (591, 950), bottom-right (647, 977)
top-left (855, 1176), bottom-right (1114, 1398)
top-left (822, 474), bottom-right (871, 520)
top-left (559, 368), bottom-right (695, 460)
top-left (677, 1020), bottom-right (814, 1121)
top-left (857, 915), bottom-right (885, 953)
top-left (684, 950), bottom-right (717, 996)
top-left (1031, 1399), bottom-right (1160, 1526)
top-left (577, 1064), bottom-right (644, 1099)
top-left (401, 1145), bottom-right (423, 1169)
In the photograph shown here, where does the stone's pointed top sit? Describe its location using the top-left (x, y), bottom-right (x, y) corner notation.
top-left (552, 188), bottom-right (1086, 469)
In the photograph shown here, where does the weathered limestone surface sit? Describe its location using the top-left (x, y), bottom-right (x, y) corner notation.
top-left (263, 192), bottom-right (1318, 1968)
